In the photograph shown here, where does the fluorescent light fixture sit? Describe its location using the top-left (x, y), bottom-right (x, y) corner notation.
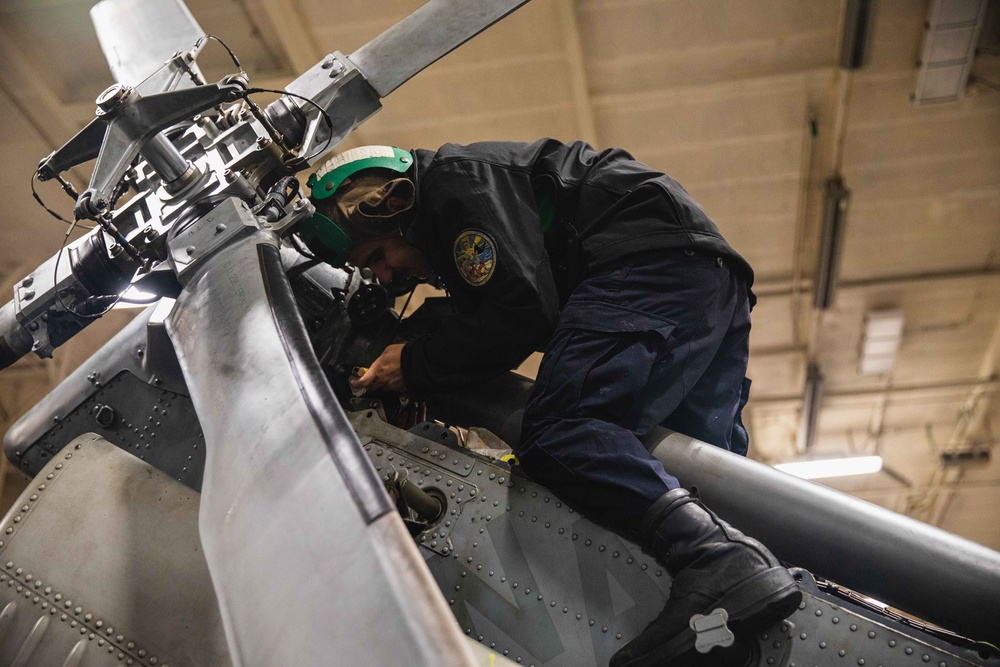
top-left (839, 0), bottom-right (874, 70)
top-left (796, 363), bottom-right (824, 453)
top-left (913, 0), bottom-right (988, 105)
top-left (813, 178), bottom-right (850, 310)
top-left (775, 456), bottom-right (883, 480)
top-left (859, 310), bottom-right (904, 376)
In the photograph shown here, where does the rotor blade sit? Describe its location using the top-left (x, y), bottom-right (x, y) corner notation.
top-left (165, 230), bottom-right (479, 666)
top-left (350, 0), bottom-right (531, 98)
top-left (90, 0), bottom-right (206, 89)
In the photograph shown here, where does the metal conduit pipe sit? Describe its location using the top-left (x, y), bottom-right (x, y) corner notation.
top-left (643, 427), bottom-right (1000, 648)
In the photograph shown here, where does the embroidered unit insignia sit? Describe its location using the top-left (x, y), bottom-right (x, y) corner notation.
top-left (453, 229), bottom-right (497, 287)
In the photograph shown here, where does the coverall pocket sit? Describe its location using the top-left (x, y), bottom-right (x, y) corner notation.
top-left (546, 302), bottom-right (678, 429)
top-left (556, 300), bottom-right (677, 340)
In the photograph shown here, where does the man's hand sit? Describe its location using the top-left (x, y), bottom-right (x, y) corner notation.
top-left (350, 343), bottom-right (408, 394)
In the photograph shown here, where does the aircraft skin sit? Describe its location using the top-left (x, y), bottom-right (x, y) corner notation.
top-left (1, 0), bottom-right (999, 665)
top-left (3, 254), bottom-right (1000, 667)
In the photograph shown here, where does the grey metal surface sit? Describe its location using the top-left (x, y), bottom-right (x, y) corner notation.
top-left (165, 231), bottom-right (479, 666)
top-left (780, 570), bottom-right (996, 667)
top-left (12, 234), bottom-right (109, 360)
top-left (10, 369), bottom-right (204, 491)
top-left (645, 428), bottom-right (1000, 648)
top-left (167, 198), bottom-right (313, 283)
top-left (140, 132), bottom-right (191, 185)
top-left (282, 51), bottom-right (383, 166)
top-left (350, 408), bottom-right (673, 666)
top-left (5, 301), bottom-right (203, 489)
top-left (354, 410), bottom-right (998, 667)
top-left (350, 0), bottom-right (532, 98)
top-left (90, 0), bottom-right (206, 90)
top-left (75, 80), bottom-right (246, 219)
top-left (0, 433), bottom-right (230, 666)
top-left (0, 300), bottom-right (32, 372)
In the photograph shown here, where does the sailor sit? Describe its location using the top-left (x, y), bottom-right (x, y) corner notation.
top-left (303, 140), bottom-right (802, 665)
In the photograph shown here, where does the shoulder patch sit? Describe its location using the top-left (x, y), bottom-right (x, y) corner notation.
top-left (453, 229), bottom-right (497, 287)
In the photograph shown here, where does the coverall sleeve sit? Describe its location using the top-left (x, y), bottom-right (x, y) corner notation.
top-left (400, 159), bottom-right (560, 392)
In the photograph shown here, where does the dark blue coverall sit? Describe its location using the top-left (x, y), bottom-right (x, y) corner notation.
top-left (399, 139), bottom-right (755, 533)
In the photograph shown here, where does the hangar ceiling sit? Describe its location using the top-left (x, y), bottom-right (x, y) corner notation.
top-left (0, 0), bottom-right (998, 548)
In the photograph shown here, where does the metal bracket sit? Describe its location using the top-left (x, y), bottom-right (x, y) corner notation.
top-left (166, 196), bottom-right (314, 282)
top-left (13, 235), bottom-right (110, 359)
top-left (283, 52), bottom-right (382, 166)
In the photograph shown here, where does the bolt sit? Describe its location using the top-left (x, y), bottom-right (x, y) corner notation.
top-left (23, 290), bottom-right (35, 300)
top-left (21, 276), bottom-right (33, 288)
top-left (321, 55), bottom-right (335, 69)
top-left (257, 137), bottom-right (271, 149)
top-left (215, 224), bottom-right (227, 234)
top-left (95, 84), bottom-right (130, 113)
top-left (186, 246), bottom-right (196, 256)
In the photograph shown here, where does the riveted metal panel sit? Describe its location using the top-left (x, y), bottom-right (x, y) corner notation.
top-left (350, 409), bottom-right (672, 666)
top-left (5, 302), bottom-right (203, 490)
top-left (0, 433), bottom-right (230, 667)
top-left (779, 571), bottom-right (996, 667)
top-left (12, 371), bottom-right (204, 490)
top-left (353, 411), bottom-right (999, 667)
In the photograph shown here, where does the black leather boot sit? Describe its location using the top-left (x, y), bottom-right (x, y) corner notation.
top-left (610, 488), bottom-right (802, 667)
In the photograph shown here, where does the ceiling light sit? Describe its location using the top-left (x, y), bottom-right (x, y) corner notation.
top-left (839, 0), bottom-right (874, 70)
top-left (796, 362), bottom-right (824, 453)
top-left (859, 310), bottom-right (904, 376)
top-left (775, 455), bottom-right (883, 480)
top-left (813, 177), bottom-right (850, 310)
top-left (913, 0), bottom-right (988, 105)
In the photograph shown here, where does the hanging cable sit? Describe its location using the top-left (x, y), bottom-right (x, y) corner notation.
top-left (245, 87), bottom-right (335, 164)
top-left (30, 171), bottom-right (95, 230)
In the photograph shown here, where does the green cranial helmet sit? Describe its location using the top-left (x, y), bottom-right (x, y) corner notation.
top-left (300, 146), bottom-right (414, 267)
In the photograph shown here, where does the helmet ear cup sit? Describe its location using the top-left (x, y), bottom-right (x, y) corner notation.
top-left (297, 212), bottom-right (353, 267)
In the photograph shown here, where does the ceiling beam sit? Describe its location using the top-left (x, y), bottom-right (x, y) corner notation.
top-left (0, 27), bottom-right (89, 188)
top-left (244, 0), bottom-right (322, 76)
top-left (755, 267), bottom-right (1000, 300)
top-left (0, 30), bottom-right (81, 147)
top-left (753, 377), bottom-right (1000, 408)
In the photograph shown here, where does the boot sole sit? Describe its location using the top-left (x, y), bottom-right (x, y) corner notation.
top-left (616, 567), bottom-right (802, 667)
